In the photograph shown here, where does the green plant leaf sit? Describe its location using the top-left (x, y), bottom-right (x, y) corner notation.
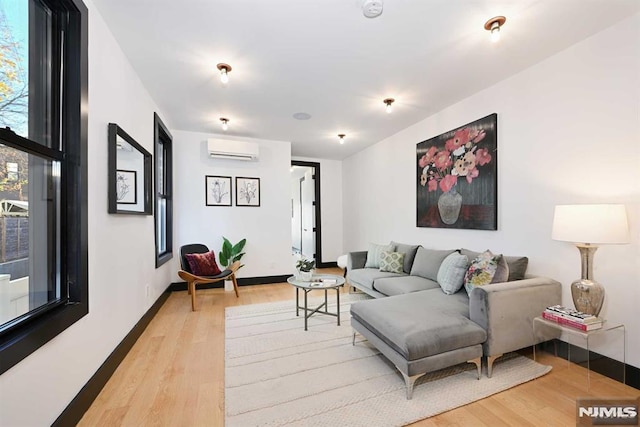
top-left (219, 251), bottom-right (229, 267)
top-left (232, 239), bottom-right (246, 254)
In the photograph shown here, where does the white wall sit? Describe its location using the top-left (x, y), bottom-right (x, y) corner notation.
top-left (172, 131), bottom-right (292, 278)
top-left (0, 1), bottom-right (176, 425)
top-left (343, 15), bottom-right (640, 367)
top-left (293, 157), bottom-right (344, 263)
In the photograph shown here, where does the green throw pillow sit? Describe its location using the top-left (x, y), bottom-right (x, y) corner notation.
top-left (379, 251), bottom-right (405, 274)
top-left (464, 250), bottom-right (502, 296)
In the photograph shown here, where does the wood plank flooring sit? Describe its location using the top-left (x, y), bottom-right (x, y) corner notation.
top-left (79, 268), bottom-right (639, 426)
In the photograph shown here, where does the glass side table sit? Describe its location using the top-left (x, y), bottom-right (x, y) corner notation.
top-left (533, 316), bottom-right (625, 390)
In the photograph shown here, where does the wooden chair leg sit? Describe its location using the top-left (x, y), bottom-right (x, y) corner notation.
top-left (190, 282), bottom-right (197, 311)
top-left (231, 274), bottom-right (239, 297)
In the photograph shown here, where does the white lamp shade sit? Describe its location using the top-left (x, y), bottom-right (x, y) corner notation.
top-left (552, 204), bottom-right (629, 244)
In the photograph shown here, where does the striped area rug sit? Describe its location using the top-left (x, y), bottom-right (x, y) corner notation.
top-left (225, 294), bottom-right (551, 427)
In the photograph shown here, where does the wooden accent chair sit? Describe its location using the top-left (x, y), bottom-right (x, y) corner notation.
top-left (178, 244), bottom-right (240, 311)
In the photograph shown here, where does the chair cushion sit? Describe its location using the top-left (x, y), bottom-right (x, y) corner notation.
top-left (372, 275), bottom-right (440, 297)
top-left (185, 251), bottom-right (222, 276)
top-left (350, 291), bottom-right (486, 361)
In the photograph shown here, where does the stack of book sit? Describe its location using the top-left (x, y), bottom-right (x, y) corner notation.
top-left (542, 305), bottom-right (603, 331)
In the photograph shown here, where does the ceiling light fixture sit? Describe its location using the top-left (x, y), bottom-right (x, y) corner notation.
top-left (383, 98), bottom-right (395, 114)
top-left (217, 63), bottom-right (232, 84)
top-left (484, 16), bottom-right (506, 43)
top-left (220, 117), bottom-right (229, 131)
top-left (338, 134), bottom-right (346, 144)
top-left (362, 0), bottom-right (383, 18)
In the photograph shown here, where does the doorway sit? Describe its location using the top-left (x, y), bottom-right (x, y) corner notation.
top-left (290, 161), bottom-right (324, 267)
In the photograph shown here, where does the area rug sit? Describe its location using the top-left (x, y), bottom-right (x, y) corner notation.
top-left (225, 294), bottom-right (551, 427)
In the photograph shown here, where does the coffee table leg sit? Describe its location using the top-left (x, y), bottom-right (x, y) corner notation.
top-left (304, 290), bottom-right (308, 331)
top-left (336, 287), bottom-right (340, 326)
top-left (296, 287), bottom-right (299, 316)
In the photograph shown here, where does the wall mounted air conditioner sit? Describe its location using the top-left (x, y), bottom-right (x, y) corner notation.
top-left (207, 138), bottom-right (259, 161)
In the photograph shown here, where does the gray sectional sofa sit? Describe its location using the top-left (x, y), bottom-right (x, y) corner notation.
top-left (347, 243), bottom-right (561, 399)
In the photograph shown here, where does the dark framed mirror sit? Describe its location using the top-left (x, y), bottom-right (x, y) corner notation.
top-left (108, 123), bottom-right (152, 215)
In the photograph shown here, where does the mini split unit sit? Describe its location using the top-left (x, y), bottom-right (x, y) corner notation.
top-left (207, 138), bottom-right (259, 161)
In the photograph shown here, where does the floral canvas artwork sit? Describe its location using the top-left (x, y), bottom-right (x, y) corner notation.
top-left (416, 113), bottom-right (497, 229)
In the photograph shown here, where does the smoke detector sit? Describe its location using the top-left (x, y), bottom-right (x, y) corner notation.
top-left (362, 0), bottom-right (383, 18)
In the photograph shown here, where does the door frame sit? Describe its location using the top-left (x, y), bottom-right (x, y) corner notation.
top-left (291, 160), bottom-right (331, 267)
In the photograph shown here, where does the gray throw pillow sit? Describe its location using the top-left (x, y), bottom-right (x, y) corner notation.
top-left (364, 243), bottom-right (395, 268)
top-left (460, 248), bottom-right (528, 281)
top-left (492, 255), bottom-right (510, 283)
top-left (437, 252), bottom-right (469, 295)
top-left (379, 251), bottom-right (405, 274)
top-left (410, 247), bottom-right (456, 281)
top-left (390, 241), bottom-right (420, 274)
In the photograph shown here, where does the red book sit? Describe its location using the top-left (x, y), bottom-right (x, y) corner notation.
top-left (542, 311), bottom-right (602, 331)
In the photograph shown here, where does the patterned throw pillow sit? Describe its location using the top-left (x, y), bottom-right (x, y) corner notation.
top-left (364, 243), bottom-right (395, 268)
top-left (464, 250), bottom-right (502, 296)
top-left (185, 251), bottom-right (222, 276)
top-left (379, 251), bottom-right (405, 274)
top-left (437, 252), bottom-right (469, 295)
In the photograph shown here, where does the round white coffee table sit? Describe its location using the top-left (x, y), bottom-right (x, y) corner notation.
top-left (287, 274), bottom-right (346, 331)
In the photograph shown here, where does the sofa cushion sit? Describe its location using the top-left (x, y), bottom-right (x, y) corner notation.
top-left (390, 241), bottom-right (420, 274)
top-left (410, 247), bottom-right (456, 281)
top-left (364, 243), bottom-right (395, 268)
top-left (460, 248), bottom-right (529, 281)
top-left (437, 252), bottom-right (469, 295)
top-left (348, 268), bottom-right (405, 291)
top-left (372, 275), bottom-right (440, 297)
top-left (350, 291), bottom-right (486, 361)
top-left (492, 254), bottom-right (510, 283)
top-left (464, 250), bottom-right (501, 296)
top-left (379, 251), bottom-right (405, 274)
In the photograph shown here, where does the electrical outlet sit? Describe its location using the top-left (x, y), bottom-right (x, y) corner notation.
top-left (145, 284), bottom-right (150, 298)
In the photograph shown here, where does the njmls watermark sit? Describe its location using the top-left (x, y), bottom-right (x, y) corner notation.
top-left (577, 398), bottom-right (639, 426)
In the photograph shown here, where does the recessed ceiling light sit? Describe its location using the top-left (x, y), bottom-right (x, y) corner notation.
top-left (383, 98), bottom-right (395, 114)
top-left (338, 134), bottom-right (346, 144)
top-left (484, 16), bottom-right (506, 43)
top-left (293, 112), bottom-right (312, 120)
top-left (220, 117), bottom-right (229, 131)
top-left (217, 63), bottom-right (232, 84)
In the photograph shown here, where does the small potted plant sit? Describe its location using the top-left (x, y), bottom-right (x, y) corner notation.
top-left (296, 258), bottom-right (315, 282)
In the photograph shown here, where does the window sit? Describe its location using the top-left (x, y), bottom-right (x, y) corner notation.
top-left (154, 113), bottom-right (173, 267)
top-left (0, 0), bottom-right (88, 374)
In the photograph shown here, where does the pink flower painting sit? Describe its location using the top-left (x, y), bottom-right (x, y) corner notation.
top-left (416, 113), bottom-right (497, 230)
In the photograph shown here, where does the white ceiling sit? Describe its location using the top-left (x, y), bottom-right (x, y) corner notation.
top-left (92, 0), bottom-right (639, 160)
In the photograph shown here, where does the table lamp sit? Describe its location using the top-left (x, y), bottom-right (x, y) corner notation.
top-left (551, 204), bottom-right (629, 316)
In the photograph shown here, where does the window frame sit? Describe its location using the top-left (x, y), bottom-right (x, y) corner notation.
top-left (0, 0), bottom-right (88, 375)
top-left (154, 113), bottom-right (173, 267)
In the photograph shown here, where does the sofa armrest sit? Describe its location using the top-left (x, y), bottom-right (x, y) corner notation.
top-left (469, 277), bottom-right (562, 357)
top-left (347, 251), bottom-right (368, 271)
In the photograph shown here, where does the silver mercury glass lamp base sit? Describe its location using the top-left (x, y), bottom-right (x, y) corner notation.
top-left (571, 244), bottom-right (604, 317)
top-left (571, 279), bottom-right (604, 316)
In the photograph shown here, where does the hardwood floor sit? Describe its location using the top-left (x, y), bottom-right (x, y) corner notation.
top-left (79, 268), bottom-right (639, 426)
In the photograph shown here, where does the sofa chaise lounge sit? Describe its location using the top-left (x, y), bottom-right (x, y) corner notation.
top-left (347, 243), bottom-right (561, 399)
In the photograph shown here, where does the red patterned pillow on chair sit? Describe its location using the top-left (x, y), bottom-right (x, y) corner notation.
top-left (185, 251), bottom-right (222, 276)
